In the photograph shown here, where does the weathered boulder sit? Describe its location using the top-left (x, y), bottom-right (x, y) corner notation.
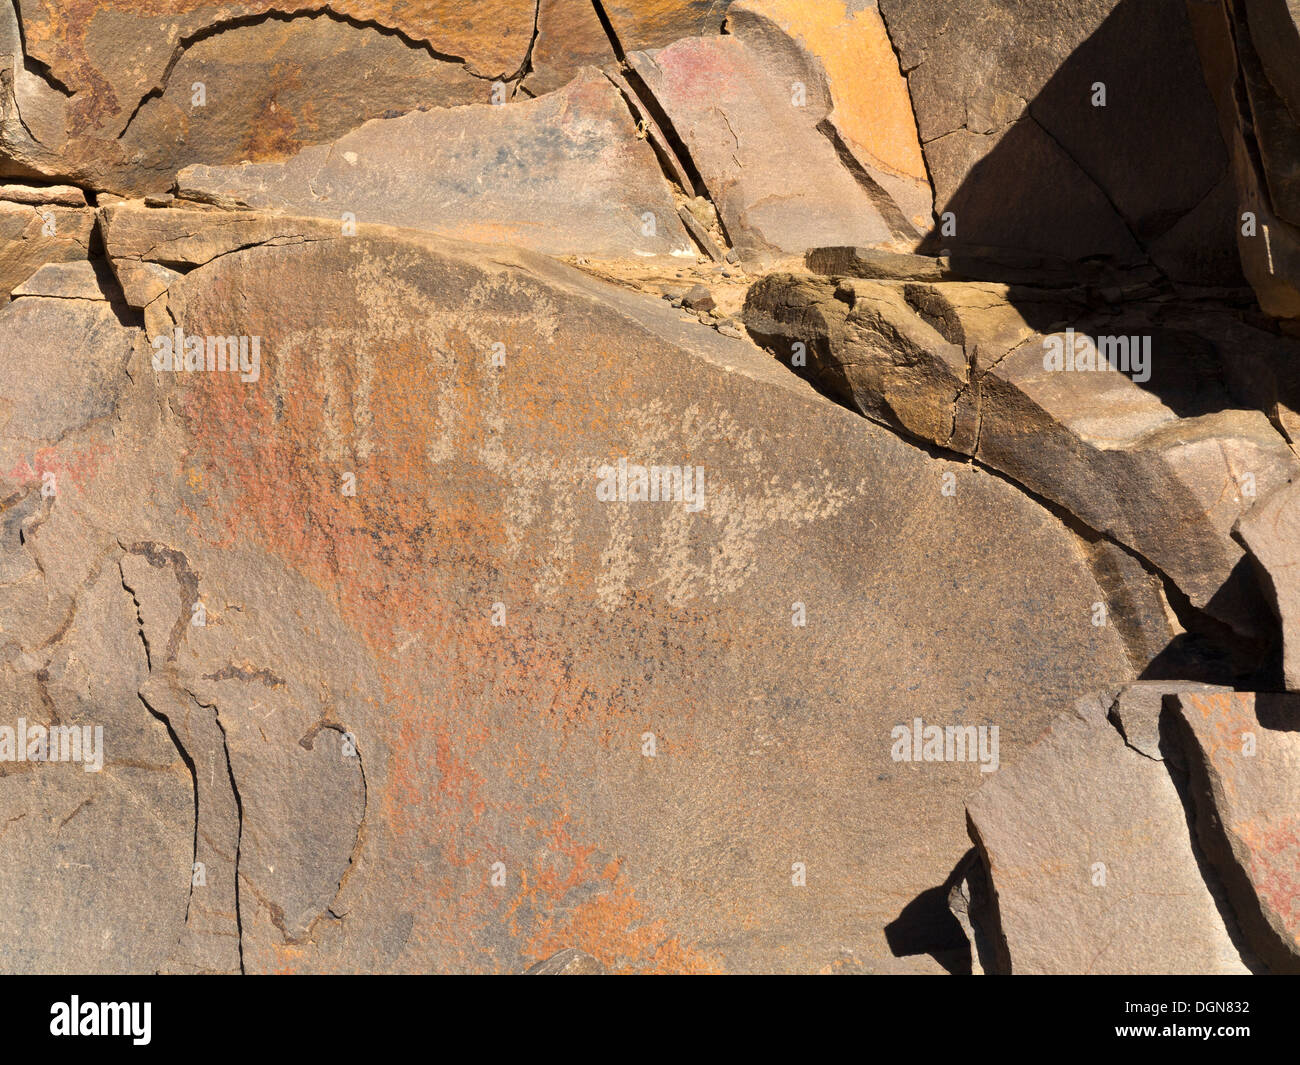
top-left (876, 0), bottom-right (1238, 282)
top-left (967, 705), bottom-right (1251, 974)
top-left (5, 2), bottom-right (548, 193)
top-left (727, 0), bottom-right (932, 231)
top-left (626, 30), bottom-right (915, 261)
top-left (176, 70), bottom-right (694, 260)
top-left (0, 199), bottom-right (92, 299)
top-left (81, 204), bottom-right (1137, 972)
top-left (1171, 691), bottom-right (1300, 972)
top-left (744, 273), bottom-right (1300, 631)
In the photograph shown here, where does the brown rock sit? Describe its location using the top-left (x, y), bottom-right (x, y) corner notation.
top-left (728, 0), bottom-right (932, 231)
top-left (967, 708), bottom-right (1250, 974)
top-left (877, 0), bottom-right (1236, 279)
top-left (84, 204), bottom-right (1133, 972)
top-left (627, 33), bottom-right (912, 261)
top-left (6, 2), bottom-right (540, 192)
top-left (1237, 479), bottom-right (1300, 690)
top-left (0, 201), bottom-right (92, 299)
top-left (745, 274), bottom-right (1300, 630)
top-left (175, 70), bottom-right (694, 260)
top-left (1171, 691), bottom-right (1300, 972)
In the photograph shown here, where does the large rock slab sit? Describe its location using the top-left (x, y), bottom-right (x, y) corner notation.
top-left (626, 33), bottom-right (913, 261)
top-left (5, 1), bottom-right (540, 193)
top-left (744, 273), bottom-right (1300, 631)
top-left (967, 706), bottom-right (1250, 974)
top-left (115, 12), bottom-right (488, 190)
top-left (0, 200), bottom-right (92, 299)
top-left (86, 204), bottom-right (1136, 972)
top-left (0, 288), bottom-right (195, 973)
top-left (727, 0), bottom-right (932, 231)
top-left (1171, 691), bottom-right (1300, 972)
top-left (876, 0), bottom-right (1237, 281)
top-left (176, 70), bottom-right (694, 260)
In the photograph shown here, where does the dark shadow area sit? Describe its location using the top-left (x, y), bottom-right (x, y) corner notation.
top-left (886, 850), bottom-right (985, 975)
top-left (1254, 691), bottom-right (1300, 730)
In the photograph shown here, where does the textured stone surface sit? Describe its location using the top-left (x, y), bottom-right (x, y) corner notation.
top-left (1187, 0), bottom-right (1300, 321)
top-left (5, 0), bottom-right (1300, 979)
top-left (744, 273), bottom-right (1300, 628)
top-left (967, 708), bottom-right (1250, 974)
top-left (627, 34), bottom-right (912, 261)
top-left (1172, 691), bottom-right (1300, 972)
top-left (1238, 480), bottom-right (1300, 691)
top-left (81, 205), bottom-right (1138, 972)
top-left (729, 0), bottom-right (932, 231)
top-left (0, 201), bottom-right (92, 299)
top-left (176, 71), bottom-right (694, 260)
top-left (877, 0), bottom-right (1237, 281)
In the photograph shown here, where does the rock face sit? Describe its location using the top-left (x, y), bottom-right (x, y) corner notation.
top-left (1171, 691), bottom-right (1300, 972)
top-left (1187, 0), bottom-right (1300, 324)
top-left (176, 71), bottom-right (695, 260)
top-left (877, 0), bottom-right (1239, 283)
top-left (967, 702), bottom-right (1250, 974)
top-left (625, 32), bottom-right (912, 261)
top-left (1237, 480), bottom-right (1300, 690)
top-left (66, 204), bottom-right (1134, 973)
top-left (744, 270), bottom-right (1300, 633)
top-left (4, 0), bottom-right (1300, 979)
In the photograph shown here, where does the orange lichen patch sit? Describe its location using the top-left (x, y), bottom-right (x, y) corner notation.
top-left (524, 872), bottom-right (725, 974)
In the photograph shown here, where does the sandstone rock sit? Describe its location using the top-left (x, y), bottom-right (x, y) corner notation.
top-left (1171, 691), bottom-right (1300, 972)
top-left (526, 947), bottom-right (607, 974)
top-left (81, 204), bottom-right (1135, 972)
top-left (877, 0), bottom-right (1237, 281)
top-left (1106, 680), bottom-right (1228, 760)
top-left (0, 201), bottom-right (92, 299)
top-left (745, 274), bottom-right (1300, 630)
top-left (728, 0), bottom-right (933, 231)
top-left (1187, 0), bottom-right (1300, 322)
top-left (176, 71), bottom-right (694, 260)
top-left (4, 2), bottom-right (540, 193)
top-left (967, 708), bottom-right (1250, 974)
top-left (0, 183), bottom-right (84, 206)
top-left (1237, 480), bottom-right (1300, 690)
top-left (115, 12), bottom-right (489, 190)
top-left (9, 259), bottom-right (105, 300)
top-left (626, 34), bottom-right (912, 261)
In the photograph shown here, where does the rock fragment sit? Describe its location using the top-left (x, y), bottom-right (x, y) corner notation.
top-left (967, 709), bottom-right (1250, 974)
top-left (1171, 691), bottom-right (1300, 972)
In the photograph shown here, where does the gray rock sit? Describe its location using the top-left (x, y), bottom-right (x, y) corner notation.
top-left (176, 70), bottom-right (694, 260)
top-left (967, 709), bottom-right (1250, 974)
top-left (1170, 690), bottom-right (1300, 972)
